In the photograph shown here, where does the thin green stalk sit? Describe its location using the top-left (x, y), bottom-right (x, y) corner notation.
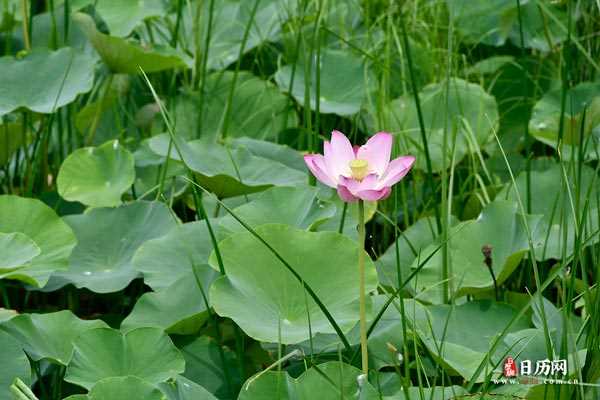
top-left (195, 0), bottom-right (214, 135)
top-left (220, 0), bottom-right (261, 139)
top-left (21, 0), bottom-right (30, 50)
top-left (392, 188), bottom-right (411, 400)
top-left (171, 0), bottom-right (184, 48)
top-left (337, 202), bottom-right (348, 234)
top-left (357, 199), bottom-right (368, 375)
top-left (190, 264), bottom-right (235, 398)
top-left (86, 74), bottom-right (114, 146)
top-left (515, 0), bottom-right (532, 213)
top-left (48, 0), bottom-right (58, 49)
top-left (64, 0), bottom-right (70, 42)
top-left (397, 9), bottom-right (441, 233)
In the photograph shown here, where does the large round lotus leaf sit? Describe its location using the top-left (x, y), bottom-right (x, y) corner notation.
top-left (174, 72), bottom-right (297, 143)
top-left (219, 186), bottom-right (335, 234)
top-left (73, 376), bottom-right (165, 400)
top-left (65, 327), bottom-right (185, 390)
top-left (0, 195), bottom-right (76, 287)
top-left (74, 13), bottom-right (190, 74)
top-left (57, 140), bottom-right (135, 207)
top-left (0, 232), bottom-right (40, 272)
top-left (275, 48), bottom-right (375, 116)
top-left (414, 300), bottom-right (529, 382)
top-left (174, 336), bottom-right (242, 400)
top-left (0, 310), bottom-right (107, 365)
top-left (497, 163), bottom-right (600, 260)
top-left (209, 224), bottom-right (378, 344)
top-left (133, 220), bottom-right (223, 291)
top-left (196, 0), bottom-right (288, 71)
top-left (529, 81), bottom-right (600, 159)
top-left (388, 78), bottom-right (499, 172)
top-left (93, 0), bottom-right (164, 37)
top-left (0, 330), bottom-right (30, 400)
top-left (239, 361), bottom-right (378, 400)
top-left (0, 48), bottom-right (95, 116)
top-left (50, 201), bottom-right (178, 293)
top-left (149, 135), bottom-right (306, 198)
top-left (412, 201), bottom-right (541, 303)
top-left (121, 267), bottom-right (218, 334)
top-left (376, 216), bottom-right (458, 290)
top-left (159, 375), bottom-right (218, 400)
top-left (447, 0), bottom-right (569, 52)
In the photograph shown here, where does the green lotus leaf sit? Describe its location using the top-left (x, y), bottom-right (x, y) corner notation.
top-left (497, 163), bottom-right (600, 260)
top-left (219, 186), bottom-right (336, 234)
top-left (74, 12), bottom-right (190, 74)
top-left (376, 216), bottom-right (458, 290)
top-left (49, 201), bottom-right (178, 293)
top-left (0, 310), bottom-right (107, 365)
top-left (149, 135), bottom-right (306, 198)
top-left (0, 195), bottom-right (77, 287)
top-left (133, 220), bottom-right (223, 291)
top-left (57, 140), bottom-right (135, 207)
top-left (239, 361), bottom-right (378, 400)
top-left (174, 336), bottom-right (242, 400)
top-left (414, 300), bottom-right (529, 382)
top-left (275, 48), bottom-right (376, 116)
top-left (0, 331), bottom-right (30, 400)
top-left (65, 327), bottom-right (185, 390)
top-left (158, 375), bottom-right (218, 400)
top-left (121, 266), bottom-right (218, 335)
top-left (174, 72), bottom-right (297, 142)
top-left (197, 0), bottom-right (289, 71)
top-left (28, 6), bottom-right (90, 50)
top-left (0, 47), bottom-right (95, 116)
top-left (231, 137), bottom-right (305, 171)
top-left (93, 0), bottom-right (164, 37)
top-left (411, 201), bottom-right (540, 303)
top-left (70, 376), bottom-right (165, 400)
top-left (0, 232), bottom-right (40, 272)
top-left (529, 81), bottom-right (600, 159)
top-left (387, 78), bottom-right (499, 172)
top-left (209, 224), bottom-right (378, 344)
top-left (447, 0), bottom-right (569, 52)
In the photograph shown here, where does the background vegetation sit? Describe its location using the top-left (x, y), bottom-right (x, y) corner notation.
top-left (0, 0), bottom-right (599, 399)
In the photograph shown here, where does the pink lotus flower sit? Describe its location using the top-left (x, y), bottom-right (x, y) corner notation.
top-left (304, 131), bottom-right (415, 202)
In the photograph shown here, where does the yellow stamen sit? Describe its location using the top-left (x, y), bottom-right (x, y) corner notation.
top-left (349, 159), bottom-right (369, 181)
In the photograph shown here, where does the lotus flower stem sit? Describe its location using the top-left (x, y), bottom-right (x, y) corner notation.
top-left (357, 199), bottom-right (368, 374)
top-left (20, 0), bottom-right (30, 50)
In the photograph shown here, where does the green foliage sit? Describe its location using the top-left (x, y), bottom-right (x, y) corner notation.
top-left (0, 48), bottom-right (95, 116)
top-left (57, 140), bottom-right (135, 207)
top-left (0, 0), bottom-right (598, 399)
